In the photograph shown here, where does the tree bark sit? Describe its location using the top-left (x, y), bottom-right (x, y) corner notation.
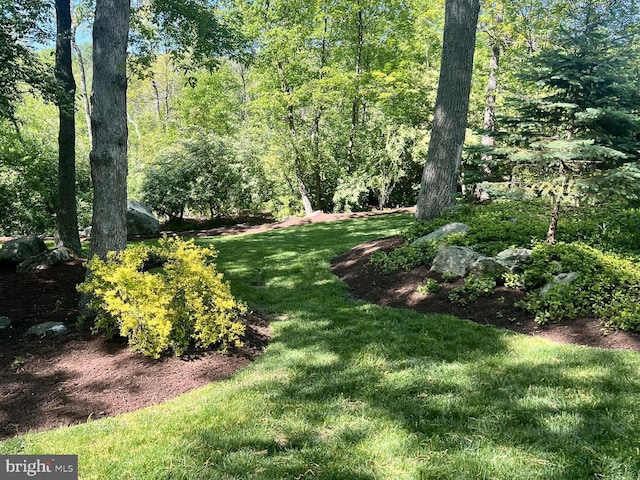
top-left (416, 0), bottom-right (480, 221)
top-left (546, 195), bottom-right (560, 244)
top-left (482, 43), bottom-right (500, 149)
top-left (71, 35), bottom-right (92, 147)
top-left (54, 0), bottom-right (81, 254)
top-left (89, 0), bottom-right (130, 260)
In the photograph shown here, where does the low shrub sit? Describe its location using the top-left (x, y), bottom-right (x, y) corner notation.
top-left (78, 236), bottom-right (246, 358)
top-left (417, 278), bottom-right (441, 294)
top-left (519, 242), bottom-right (640, 330)
top-left (401, 200), bottom-right (549, 255)
top-left (369, 240), bottom-right (439, 272)
top-left (448, 274), bottom-right (497, 305)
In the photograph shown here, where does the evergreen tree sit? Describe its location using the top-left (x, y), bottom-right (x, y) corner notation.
top-left (494, 0), bottom-right (640, 241)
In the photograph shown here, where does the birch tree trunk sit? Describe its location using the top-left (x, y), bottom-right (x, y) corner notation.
top-left (54, 0), bottom-right (81, 254)
top-left (89, 0), bottom-right (130, 259)
top-left (415, 0), bottom-right (480, 221)
top-left (277, 61), bottom-right (315, 216)
top-left (346, 0), bottom-right (364, 173)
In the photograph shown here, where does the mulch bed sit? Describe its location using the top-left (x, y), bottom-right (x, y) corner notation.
top-left (330, 236), bottom-right (640, 352)
top-left (2, 209), bottom-right (639, 441)
top-left (0, 259), bottom-right (269, 441)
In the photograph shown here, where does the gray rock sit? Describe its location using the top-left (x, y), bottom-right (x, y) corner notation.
top-left (0, 316), bottom-right (11, 330)
top-left (539, 272), bottom-right (580, 297)
top-left (430, 245), bottom-right (482, 278)
top-left (495, 248), bottom-right (533, 272)
top-left (16, 247), bottom-right (76, 273)
top-left (469, 256), bottom-right (507, 278)
top-left (127, 200), bottom-right (160, 236)
top-left (25, 321), bottom-right (69, 338)
top-left (0, 235), bottom-right (47, 266)
top-left (412, 222), bottom-right (469, 245)
top-left (81, 226), bottom-right (92, 237)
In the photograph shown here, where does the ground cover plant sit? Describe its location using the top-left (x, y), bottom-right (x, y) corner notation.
top-left (372, 200), bottom-right (640, 332)
top-left (2, 212), bottom-right (640, 479)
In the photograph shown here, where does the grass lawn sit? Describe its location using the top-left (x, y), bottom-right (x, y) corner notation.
top-left (2, 212), bottom-right (640, 479)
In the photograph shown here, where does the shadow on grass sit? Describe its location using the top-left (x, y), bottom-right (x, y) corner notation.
top-left (4, 214), bottom-right (639, 479)
top-left (171, 216), bottom-right (640, 479)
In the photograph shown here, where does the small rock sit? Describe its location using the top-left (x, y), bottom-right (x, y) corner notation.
top-left (127, 200), bottom-right (160, 236)
top-left (16, 247), bottom-right (75, 273)
top-left (495, 248), bottom-right (533, 272)
top-left (25, 321), bottom-right (69, 338)
top-left (0, 235), bottom-right (47, 267)
top-left (0, 316), bottom-right (11, 330)
top-left (469, 256), bottom-right (507, 278)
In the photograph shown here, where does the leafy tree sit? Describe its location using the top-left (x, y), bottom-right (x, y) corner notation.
top-left (0, 1), bottom-right (54, 122)
top-left (495, 0), bottom-right (640, 242)
top-left (140, 135), bottom-right (264, 221)
top-left (0, 122), bottom-right (57, 234)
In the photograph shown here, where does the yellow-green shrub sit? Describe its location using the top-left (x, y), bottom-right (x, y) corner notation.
top-left (78, 236), bottom-right (246, 358)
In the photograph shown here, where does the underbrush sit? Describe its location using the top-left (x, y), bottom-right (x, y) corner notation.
top-left (371, 199), bottom-right (640, 332)
top-left (521, 242), bottom-right (640, 330)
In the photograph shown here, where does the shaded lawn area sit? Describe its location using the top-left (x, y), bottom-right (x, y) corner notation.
top-left (2, 213), bottom-right (640, 479)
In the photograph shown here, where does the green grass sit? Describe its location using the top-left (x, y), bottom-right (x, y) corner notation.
top-left (3, 213), bottom-right (640, 479)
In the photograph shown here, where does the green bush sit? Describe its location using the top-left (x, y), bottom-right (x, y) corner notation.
top-left (520, 242), bottom-right (640, 330)
top-left (401, 200), bottom-right (549, 255)
top-left (78, 237), bottom-right (246, 358)
top-left (369, 240), bottom-right (439, 272)
top-left (417, 278), bottom-right (441, 294)
top-left (448, 274), bottom-right (497, 305)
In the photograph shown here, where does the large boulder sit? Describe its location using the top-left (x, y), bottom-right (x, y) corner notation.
top-left (469, 256), bottom-right (507, 278)
top-left (127, 200), bottom-right (160, 236)
top-left (495, 248), bottom-right (532, 272)
top-left (412, 222), bottom-right (469, 245)
top-left (16, 247), bottom-right (76, 273)
top-left (430, 245), bottom-right (482, 278)
top-left (0, 235), bottom-right (47, 267)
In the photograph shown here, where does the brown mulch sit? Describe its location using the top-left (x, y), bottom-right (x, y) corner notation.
top-left (3, 207), bottom-right (639, 441)
top-left (0, 208), bottom-right (412, 441)
top-left (0, 259), bottom-right (270, 441)
top-left (330, 236), bottom-right (640, 353)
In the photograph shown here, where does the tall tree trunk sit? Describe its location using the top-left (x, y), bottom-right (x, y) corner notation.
top-left (54, 0), bottom-right (81, 254)
top-left (71, 35), bottom-right (92, 147)
top-left (311, 12), bottom-right (329, 211)
top-left (416, 0), bottom-right (480, 221)
top-left (89, 0), bottom-right (130, 260)
top-left (277, 62), bottom-right (314, 216)
top-left (346, 0), bottom-right (364, 172)
top-left (481, 43), bottom-right (500, 149)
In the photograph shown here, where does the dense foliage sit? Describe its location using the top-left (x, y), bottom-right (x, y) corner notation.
top-left (78, 236), bottom-right (246, 358)
top-left (375, 199), bottom-right (640, 332)
top-left (1, 0), bottom-right (638, 232)
top-left (521, 242), bottom-right (640, 330)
